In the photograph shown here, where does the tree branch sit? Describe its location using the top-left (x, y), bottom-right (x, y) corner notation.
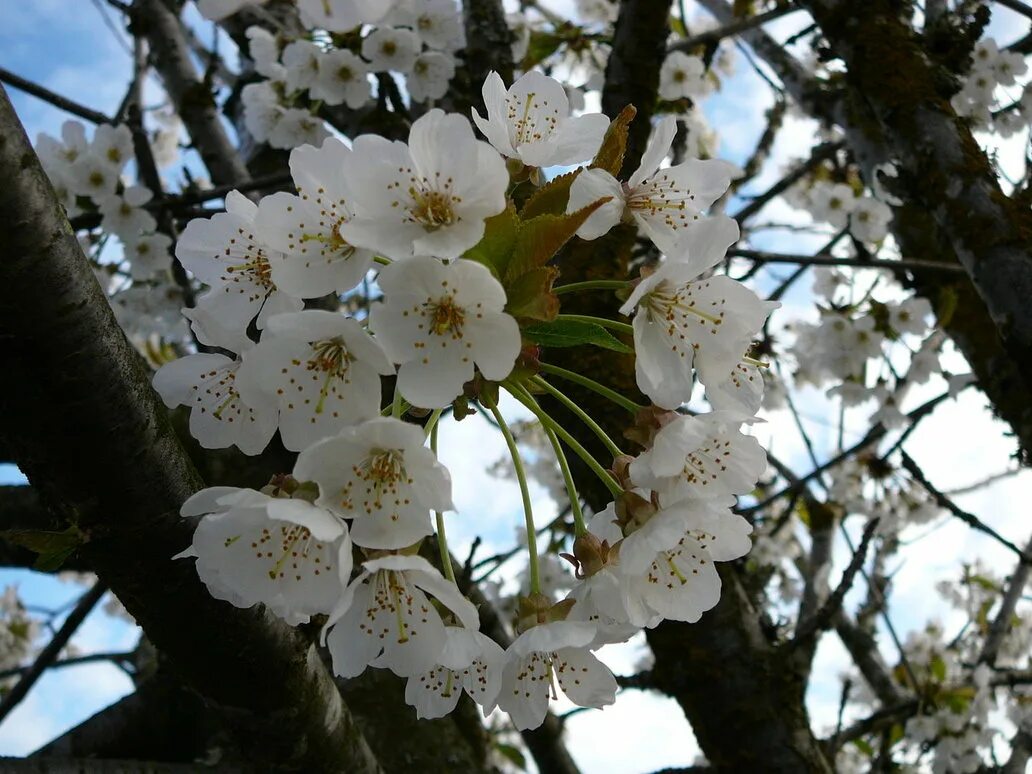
top-left (134, 0), bottom-right (251, 186)
top-left (0, 66), bottom-right (111, 125)
top-left (0, 583), bottom-right (108, 724)
top-left (899, 450), bottom-right (1031, 563)
top-left (0, 83), bottom-right (380, 772)
top-left (729, 248), bottom-right (966, 274)
top-left (669, 6), bottom-right (802, 53)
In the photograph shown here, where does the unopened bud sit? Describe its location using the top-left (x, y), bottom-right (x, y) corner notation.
top-left (615, 490), bottom-right (656, 535)
top-left (570, 532), bottom-right (610, 578)
top-left (624, 405), bottom-right (680, 449)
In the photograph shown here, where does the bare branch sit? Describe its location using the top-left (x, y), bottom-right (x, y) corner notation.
top-left (669, 6), bottom-right (803, 53)
top-left (134, 0), bottom-right (251, 186)
top-left (0, 66), bottom-right (111, 125)
top-left (0, 583), bottom-right (108, 724)
top-left (793, 519), bottom-right (880, 646)
top-left (730, 248), bottom-right (966, 274)
top-left (899, 450), bottom-right (1032, 564)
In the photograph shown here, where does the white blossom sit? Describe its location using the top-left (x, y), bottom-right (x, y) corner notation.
top-left (618, 216), bottom-right (774, 409)
top-left (293, 416), bottom-right (452, 549)
top-left (659, 52), bottom-right (707, 101)
top-left (849, 197), bottom-right (892, 243)
top-left (369, 257), bottom-right (521, 408)
top-left (176, 191), bottom-right (303, 336)
top-left (153, 350), bottom-right (279, 455)
top-left (567, 116), bottom-right (740, 254)
top-left (362, 27), bottom-right (421, 73)
top-left (404, 627), bottom-right (505, 718)
top-left (340, 109), bottom-right (508, 259)
top-left (310, 49), bottom-right (371, 108)
top-left (178, 486), bottom-right (351, 625)
top-left (497, 620), bottom-right (616, 731)
top-left (235, 310), bottom-right (394, 451)
top-left (297, 0), bottom-right (392, 32)
top-left (325, 554), bottom-right (478, 678)
top-left (472, 70), bottom-right (610, 167)
top-left (629, 412), bottom-right (767, 506)
top-left (97, 185), bottom-right (156, 240)
top-left (281, 39), bottom-right (323, 93)
top-left (407, 51), bottom-right (456, 103)
top-left (255, 137), bottom-right (375, 298)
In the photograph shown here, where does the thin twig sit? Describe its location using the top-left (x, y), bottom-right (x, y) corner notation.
top-left (0, 582), bottom-right (107, 725)
top-left (0, 66), bottom-right (111, 124)
top-left (729, 248), bottom-right (966, 274)
top-left (669, 6), bottom-right (802, 53)
top-left (792, 518), bottom-right (879, 645)
top-left (899, 450), bottom-right (1031, 563)
top-left (0, 650), bottom-right (135, 682)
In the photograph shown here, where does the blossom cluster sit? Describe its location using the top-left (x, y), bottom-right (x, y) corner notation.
top-left (951, 38), bottom-right (1031, 136)
top-left (36, 121), bottom-right (173, 282)
top-left (239, 0), bottom-right (464, 149)
top-left (152, 63), bottom-right (777, 731)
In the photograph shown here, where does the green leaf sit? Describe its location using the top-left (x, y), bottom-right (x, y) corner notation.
top-left (508, 197), bottom-right (612, 280)
top-left (495, 743), bottom-right (527, 771)
top-left (591, 104), bottom-right (636, 176)
top-left (1, 527), bottom-right (82, 572)
top-left (930, 653), bottom-right (947, 683)
top-left (521, 30), bottom-right (563, 70)
top-left (523, 319), bottom-right (632, 353)
top-left (520, 168), bottom-right (582, 220)
top-left (853, 738), bottom-right (875, 757)
top-left (506, 266), bottom-right (560, 321)
top-left (464, 205), bottom-right (518, 280)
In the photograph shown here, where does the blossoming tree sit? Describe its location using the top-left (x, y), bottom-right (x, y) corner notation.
top-left (0, 0), bottom-right (1031, 772)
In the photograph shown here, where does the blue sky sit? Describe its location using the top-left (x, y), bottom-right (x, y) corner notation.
top-left (2, 1), bottom-right (1031, 770)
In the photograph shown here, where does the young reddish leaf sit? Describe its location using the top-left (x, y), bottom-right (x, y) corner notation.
top-left (507, 196), bottom-right (612, 280)
top-left (463, 205), bottom-right (518, 280)
top-left (505, 266), bottom-right (560, 322)
top-left (520, 168), bottom-right (583, 220)
top-left (591, 104), bottom-right (637, 176)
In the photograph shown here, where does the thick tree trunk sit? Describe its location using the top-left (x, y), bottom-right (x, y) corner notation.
top-left (0, 84), bottom-right (380, 774)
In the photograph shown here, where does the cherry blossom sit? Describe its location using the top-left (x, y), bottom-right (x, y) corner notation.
top-left (324, 554), bottom-right (478, 678)
top-left (471, 70), bottom-right (610, 167)
top-left (404, 627), bottom-right (505, 718)
top-left (297, 0), bottom-right (392, 32)
top-left (567, 116), bottom-right (740, 254)
top-left (97, 185), bottom-right (156, 240)
top-left (407, 51), bottom-right (456, 103)
top-left (369, 257), bottom-right (521, 408)
top-left (361, 27), bottom-right (421, 73)
top-left (255, 138), bottom-right (375, 298)
top-left (293, 416), bottom-right (452, 549)
top-left (178, 486), bottom-right (351, 625)
top-left (628, 412), bottom-right (767, 506)
top-left (497, 620), bottom-right (617, 731)
top-left (340, 109), bottom-right (508, 259)
top-left (176, 190), bottom-right (302, 335)
top-left (618, 216), bottom-right (774, 409)
top-left (310, 50), bottom-right (371, 108)
top-left (659, 52), bottom-right (707, 101)
top-left (152, 349), bottom-right (278, 456)
top-left (235, 310), bottom-right (394, 451)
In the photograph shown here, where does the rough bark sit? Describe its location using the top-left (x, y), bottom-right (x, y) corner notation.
top-left (0, 84), bottom-right (379, 774)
